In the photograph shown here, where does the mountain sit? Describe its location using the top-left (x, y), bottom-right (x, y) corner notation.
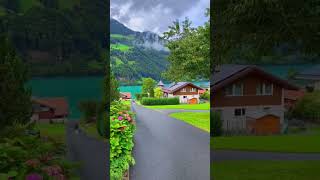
top-left (110, 18), bottom-right (169, 83)
top-left (0, 0), bottom-right (108, 77)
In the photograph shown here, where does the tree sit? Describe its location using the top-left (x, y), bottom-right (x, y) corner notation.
top-left (0, 36), bottom-right (32, 129)
top-left (110, 73), bottom-right (120, 102)
top-left (154, 87), bottom-right (163, 98)
top-left (162, 13), bottom-right (210, 81)
top-left (212, 0), bottom-right (320, 64)
top-left (141, 78), bottom-right (156, 97)
top-left (78, 100), bottom-right (100, 123)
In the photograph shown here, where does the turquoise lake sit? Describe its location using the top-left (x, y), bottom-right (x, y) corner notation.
top-left (28, 64), bottom-right (317, 119)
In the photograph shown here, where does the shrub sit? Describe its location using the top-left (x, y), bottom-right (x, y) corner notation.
top-left (141, 97), bottom-right (179, 105)
top-left (135, 93), bottom-right (148, 101)
top-left (200, 91), bottom-right (210, 100)
top-left (0, 135), bottom-right (78, 179)
top-left (291, 91), bottom-right (320, 122)
top-left (110, 101), bottom-right (136, 180)
top-left (211, 112), bottom-right (222, 137)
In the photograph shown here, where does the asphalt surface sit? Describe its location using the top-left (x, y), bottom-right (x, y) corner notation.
top-left (211, 150), bottom-right (320, 161)
top-left (130, 103), bottom-right (210, 180)
top-left (66, 121), bottom-right (109, 180)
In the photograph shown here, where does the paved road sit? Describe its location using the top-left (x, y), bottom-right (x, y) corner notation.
top-left (130, 103), bottom-right (210, 180)
top-left (66, 121), bottom-right (108, 180)
top-left (211, 150), bottom-right (320, 161)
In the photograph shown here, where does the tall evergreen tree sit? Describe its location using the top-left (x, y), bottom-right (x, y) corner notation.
top-left (0, 36), bottom-right (32, 128)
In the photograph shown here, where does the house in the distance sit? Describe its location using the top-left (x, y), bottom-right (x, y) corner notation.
top-left (295, 65), bottom-right (320, 91)
top-left (157, 81), bottom-right (204, 104)
top-left (211, 65), bottom-right (299, 135)
top-left (120, 92), bottom-right (132, 100)
top-left (31, 97), bottom-right (69, 123)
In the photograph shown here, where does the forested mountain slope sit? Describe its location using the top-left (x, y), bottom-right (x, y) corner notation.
top-left (110, 18), bottom-right (169, 83)
top-left (0, 0), bottom-right (107, 76)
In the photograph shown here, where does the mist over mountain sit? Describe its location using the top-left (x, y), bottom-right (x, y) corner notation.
top-left (110, 18), bottom-right (169, 83)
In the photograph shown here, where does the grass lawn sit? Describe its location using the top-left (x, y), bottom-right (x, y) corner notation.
top-left (35, 123), bottom-right (65, 142)
top-left (212, 160), bottom-right (320, 180)
top-left (170, 112), bottom-right (210, 132)
top-left (145, 103), bottom-right (210, 110)
top-left (212, 127), bottom-right (320, 153)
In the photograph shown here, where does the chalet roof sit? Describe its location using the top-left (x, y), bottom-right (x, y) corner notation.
top-left (163, 82), bottom-right (203, 93)
top-left (211, 64), bottom-right (299, 91)
top-left (120, 92), bottom-right (131, 98)
top-left (157, 80), bottom-right (164, 86)
top-left (284, 90), bottom-right (305, 100)
top-left (296, 65), bottom-right (320, 80)
top-left (32, 97), bottom-right (69, 116)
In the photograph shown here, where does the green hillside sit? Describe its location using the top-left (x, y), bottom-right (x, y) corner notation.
top-left (110, 32), bottom-right (168, 83)
top-left (0, 0), bottom-right (107, 76)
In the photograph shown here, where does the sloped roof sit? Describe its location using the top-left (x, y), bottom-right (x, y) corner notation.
top-left (284, 90), bottom-right (305, 100)
top-left (296, 65), bottom-right (320, 80)
top-left (157, 80), bottom-right (164, 86)
top-left (163, 82), bottom-right (203, 93)
top-left (211, 64), bottom-right (299, 91)
top-left (32, 97), bottom-right (69, 116)
top-left (120, 92), bottom-right (131, 98)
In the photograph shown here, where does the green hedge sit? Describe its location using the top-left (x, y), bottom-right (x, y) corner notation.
top-left (141, 97), bottom-right (179, 105)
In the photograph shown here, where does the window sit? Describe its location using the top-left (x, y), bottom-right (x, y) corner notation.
top-left (256, 82), bottom-right (273, 95)
top-left (225, 82), bottom-right (244, 96)
top-left (181, 88), bottom-right (186, 92)
top-left (234, 108), bottom-right (246, 116)
top-left (191, 88), bottom-right (197, 92)
top-left (183, 96), bottom-right (187, 98)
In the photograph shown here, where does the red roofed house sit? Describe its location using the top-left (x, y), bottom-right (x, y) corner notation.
top-left (120, 92), bottom-right (132, 100)
top-left (284, 90), bottom-right (305, 110)
top-left (31, 97), bottom-right (69, 123)
top-left (157, 81), bottom-right (204, 104)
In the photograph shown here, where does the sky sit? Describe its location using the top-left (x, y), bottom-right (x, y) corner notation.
top-left (111, 0), bottom-right (209, 34)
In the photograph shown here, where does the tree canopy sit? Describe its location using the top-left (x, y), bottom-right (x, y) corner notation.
top-left (141, 78), bottom-right (156, 97)
top-left (162, 11), bottom-right (210, 81)
top-left (212, 0), bottom-right (320, 64)
top-left (0, 36), bottom-right (32, 128)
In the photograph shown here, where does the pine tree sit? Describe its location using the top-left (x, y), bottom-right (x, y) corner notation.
top-left (0, 36), bottom-right (32, 129)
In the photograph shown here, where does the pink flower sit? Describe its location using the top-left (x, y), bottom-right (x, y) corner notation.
top-left (127, 116), bottom-right (132, 122)
top-left (25, 173), bottom-right (43, 180)
top-left (118, 116), bottom-right (123, 120)
top-left (42, 165), bottom-right (62, 177)
top-left (25, 159), bottom-right (40, 168)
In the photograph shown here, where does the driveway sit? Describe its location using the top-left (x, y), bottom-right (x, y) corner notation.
top-left (66, 121), bottom-right (109, 180)
top-left (130, 103), bottom-right (210, 180)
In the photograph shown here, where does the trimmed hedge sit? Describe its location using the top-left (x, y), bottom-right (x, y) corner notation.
top-left (141, 97), bottom-right (179, 105)
top-left (135, 93), bottom-right (148, 101)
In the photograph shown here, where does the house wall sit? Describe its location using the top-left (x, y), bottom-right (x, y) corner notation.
top-left (213, 105), bottom-right (284, 132)
top-left (173, 85), bottom-right (199, 95)
top-left (169, 93), bottom-right (200, 104)
top-left (38, 110), bottom-right (55, 119)
top-left (212, 75), bottom-right (283, 107)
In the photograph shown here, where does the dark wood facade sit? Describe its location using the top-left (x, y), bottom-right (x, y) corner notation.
top-left (172, 85), bottom-right (200, 96)
top-left (212, 73), bottom-right (283, 107)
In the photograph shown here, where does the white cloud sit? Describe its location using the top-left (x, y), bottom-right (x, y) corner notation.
top-left (111, 0), bottom-right (209, 34)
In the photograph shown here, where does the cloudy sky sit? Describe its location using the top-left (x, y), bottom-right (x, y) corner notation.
top-left (111, 0), bottom-right (209, 34)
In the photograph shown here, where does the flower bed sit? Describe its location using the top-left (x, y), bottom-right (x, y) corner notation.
top-left (110, 101), bottom-right (136, 180)
top-left (0, 135), bottom-right (78, 179)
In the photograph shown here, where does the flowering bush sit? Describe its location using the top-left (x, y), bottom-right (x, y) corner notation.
top-left (110, 101), bottom-right (136, 180)
top-left (0, 136), bottom-right (78, 179)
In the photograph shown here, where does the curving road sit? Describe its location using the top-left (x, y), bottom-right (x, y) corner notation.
top-left (130, 103), bottom-right (210, 180)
